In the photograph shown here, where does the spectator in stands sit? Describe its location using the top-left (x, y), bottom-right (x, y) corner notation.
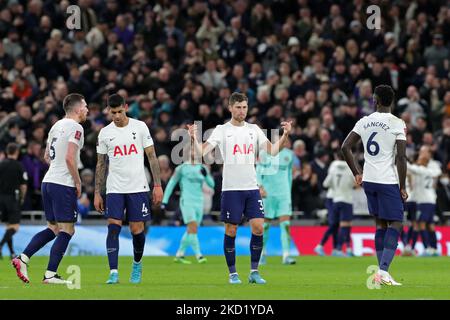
top-left (20, 140), bottom-right (47, 210)
top-left (424, 33), bottom-right (449, 77)
top-left (292, 139), bottom-right (309, 177)
top-left (292, 162), bottom-right (320, 218)
top-left (410, 116), bottom-right (428, 146)
top-left (397, 85), bottom-right (429, 128)
top-left (310, 147), bottom-right (330, 193)
top-left (198, 59), bottom-right (226, 92)
top-left (355, 79), bottom-right (374, 116)
top-left (80, 168), bottom-right (95, 206)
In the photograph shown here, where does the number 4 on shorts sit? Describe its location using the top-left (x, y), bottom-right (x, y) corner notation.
top-left (142, 203), bottom-right (149, 216)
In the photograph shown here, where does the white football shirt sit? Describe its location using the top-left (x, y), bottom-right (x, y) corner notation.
top-left (352, 112), bottom-right (406, 184)
top-left (323, 160), bottom-right (354, 204)
top-left (97, 118), bottom-right (154, 194)
top-left (325, 161), bottom-right (336, 200)
top-left (407, 160), bottom-right (441, 204)
top-left (406, 169), bottom-right (420, 202)
top-left (43, 118), bottom-right (84, 187)
top-left (207, 121), bottom-right (269, 191)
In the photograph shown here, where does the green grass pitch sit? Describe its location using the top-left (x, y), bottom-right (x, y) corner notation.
top-left (1, 256), bottom-right (450, 300)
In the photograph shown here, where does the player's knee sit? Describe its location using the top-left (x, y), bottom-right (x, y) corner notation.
top-left (187, 222), bottom-right (198, 233)
top-left (227, 229), bottom-right (237, 237)
top-left (59, 224), bottom-right (75, 236)
top-left (47, 223), bottom-right (59, 235)
top-left (130, 223), bottom-right (144, 235)
top-left (9, 224), bottom-right (19, 232)
top-left (252, 225), bottom-right (264, 236)
top-left (225, 225), bottom-right (237, 237)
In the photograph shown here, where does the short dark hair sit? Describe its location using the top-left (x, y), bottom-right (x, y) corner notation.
top-left (63, 93), bottom-right (85, 113)
top-left (8, 121), bottom-right (19, 130)
top-left (374, 85), bottom-right (395, 107)
top-left (228, 92), bottom-right (248, 107)
top-left (6, 142), bottom-right (19, 156)
top-left (107, 93), bottom-right (125, 108)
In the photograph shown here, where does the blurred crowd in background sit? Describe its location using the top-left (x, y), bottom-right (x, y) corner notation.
top-left (0, 0), bottom-right (449, 223)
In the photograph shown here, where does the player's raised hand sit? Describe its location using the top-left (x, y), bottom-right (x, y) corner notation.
top-left (281, 121), bottom-right (292, 135)
top-left (94, 193), bottom-right (105, 213)
top-left (187, 124), bottom-right (197, 140)
top-left (153, 185), bottom-right (163, 206)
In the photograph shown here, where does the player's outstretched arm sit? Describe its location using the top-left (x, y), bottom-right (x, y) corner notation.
top-left (94, 153), bottom-right (107, 212)
top-left (341, 131), bottom-right (362, 185)
top-left (66, 142), bottom-right (82, 198)
top-left (264, 121), bottom-right (292, 156)
top-left (144, 145), bottom-right (163, 205)
top-left (396, 140), bottom-right (408, 200)
top-left (408, 162), bottom-right (442, 177)
top-left (187, 124), bottom-right (215, 159)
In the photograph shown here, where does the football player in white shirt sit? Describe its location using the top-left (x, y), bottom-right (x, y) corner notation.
top-left (13, 93), bottom-right (88, 284)
top-left (94, 94), bottom-right (163, 284)
top-left (342, 85), bottom-right (408, 286)
top-left (322, 153), bottom-right (356, 257)
top-left (188, 92), bottom-right (292, 285)
top-left (407, 146), bottom-right (442, 257)
top-left (314, 161), bottom-right (339, 256)
top-left (402, 157), bottom-right (420, 256)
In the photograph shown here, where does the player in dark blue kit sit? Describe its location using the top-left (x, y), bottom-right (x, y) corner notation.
top-left (342, 85), bottom-right (408, 286)
top-left (94, 94), bottom-right (164, 284)
top-left (12, 93), bottom-right (88, 284)
top-left (188, 93), bottom-right (292, 284)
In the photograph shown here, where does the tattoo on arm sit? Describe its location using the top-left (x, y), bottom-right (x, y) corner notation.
top-left (145, 146), bottom-right (161, 185)
top-left (95, 154), bottom-right (107, 194)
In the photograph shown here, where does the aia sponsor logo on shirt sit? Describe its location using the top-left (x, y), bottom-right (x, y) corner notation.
top-left (113, 144), bottom-right (138, 157)
top-left (75, 130), bottom-right (82, 140)
top-left (233, 143), bottom-right (254, 155)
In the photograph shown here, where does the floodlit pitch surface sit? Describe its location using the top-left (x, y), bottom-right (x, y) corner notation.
top-left (1, 256), bottom-right (450, 299)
